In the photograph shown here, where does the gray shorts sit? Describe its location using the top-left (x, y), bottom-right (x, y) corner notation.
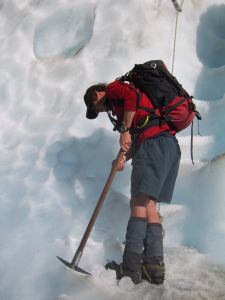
top-left (131, 132), bottom-right (181, 203)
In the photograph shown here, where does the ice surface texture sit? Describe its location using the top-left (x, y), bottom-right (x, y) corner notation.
top-left (33, 4), bottom-right (94, 59)
top-left (195, 4), bottom-right (225, 100)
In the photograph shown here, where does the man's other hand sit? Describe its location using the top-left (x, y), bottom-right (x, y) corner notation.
top-left (112, 154), bottom-right (126, 171)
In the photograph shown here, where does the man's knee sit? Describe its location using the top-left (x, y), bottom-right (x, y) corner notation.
top-left (131, 193), bottom-right (150, 208)
top-left (146, 200), bottom-right (161, 223)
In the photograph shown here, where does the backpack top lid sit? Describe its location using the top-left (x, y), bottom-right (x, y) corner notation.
top-left (119, 60), bottom-right (187, 108)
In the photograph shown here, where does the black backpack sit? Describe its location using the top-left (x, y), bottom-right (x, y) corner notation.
top-left (117, 60), bottom-right (201, 133)
top-left (118, 60), bottom-right (189, 108)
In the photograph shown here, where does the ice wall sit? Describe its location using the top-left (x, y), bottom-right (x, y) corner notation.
top-left (173, 3), bottom-right (225, 264)
top-left (195, 4), bottom-right (225, 100)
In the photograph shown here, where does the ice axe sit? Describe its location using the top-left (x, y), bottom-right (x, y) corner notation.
top-left (57, 149), bottom-right (126, 275)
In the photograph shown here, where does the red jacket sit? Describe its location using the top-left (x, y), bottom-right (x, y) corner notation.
top-left (106, 80), bottom-right (176, 144)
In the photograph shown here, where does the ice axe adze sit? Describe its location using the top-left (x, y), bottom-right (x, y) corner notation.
top-left (57, 149), bottom-right (126, 275)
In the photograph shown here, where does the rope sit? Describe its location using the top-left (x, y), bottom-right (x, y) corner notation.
top-left (171, 0), bottom-right (185, 74)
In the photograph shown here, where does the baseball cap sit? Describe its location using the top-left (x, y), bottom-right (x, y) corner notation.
top-left (86, 104), bottom-right (99, 119)
top-left (84, 83), bottom-right (106, 119)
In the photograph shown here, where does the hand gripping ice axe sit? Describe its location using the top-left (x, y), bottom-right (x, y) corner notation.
top-left (57, 149), bottom-right (126, 275)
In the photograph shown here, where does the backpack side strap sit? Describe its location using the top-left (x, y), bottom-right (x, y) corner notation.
top-left (162, 98), bottom-right (186, 115)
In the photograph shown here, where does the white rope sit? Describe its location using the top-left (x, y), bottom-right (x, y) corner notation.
top-left (171, 0), bottom-right (185, 74)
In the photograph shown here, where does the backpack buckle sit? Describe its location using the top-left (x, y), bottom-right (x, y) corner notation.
top-left (150, 62), bottom-right (157, 68)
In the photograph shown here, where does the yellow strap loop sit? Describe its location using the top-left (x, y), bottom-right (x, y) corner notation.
top-left (137, 115), bottom-right (150, 129)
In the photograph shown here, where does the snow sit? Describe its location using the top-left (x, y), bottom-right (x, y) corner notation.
top-left (0, 0), bottom-right (225, 299)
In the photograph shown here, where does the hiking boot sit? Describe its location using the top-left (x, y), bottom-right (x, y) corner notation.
top-left (105, 261), bottom-right (142, 284)
top-left (142, 261), bottom-right (165, 285)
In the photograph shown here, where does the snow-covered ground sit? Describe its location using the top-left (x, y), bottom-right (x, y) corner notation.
top-left (0, 0), bottom-right (225, 299)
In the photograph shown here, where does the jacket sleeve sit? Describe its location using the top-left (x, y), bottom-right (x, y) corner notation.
top-left (107, 81), bottom-right (137, 111)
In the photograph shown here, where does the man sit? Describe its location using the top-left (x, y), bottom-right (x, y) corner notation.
top-left (84, 80), bottom-right (181, 284)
